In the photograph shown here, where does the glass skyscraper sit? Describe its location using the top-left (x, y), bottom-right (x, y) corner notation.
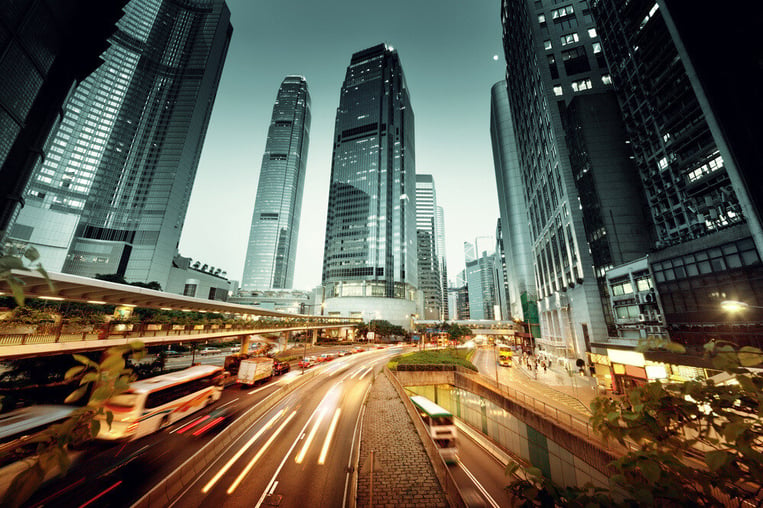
top-left (6, 0), bottom-right (232, 288)
top-left (321, 44), bottom-right (418, 327)
top-left (241, 76), bottom-right (310, 290)
top-left (416, 174), bottom-right (441, 320)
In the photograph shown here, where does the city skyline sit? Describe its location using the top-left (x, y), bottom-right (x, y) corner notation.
top-left (178, 0), bottom-right (503, 291)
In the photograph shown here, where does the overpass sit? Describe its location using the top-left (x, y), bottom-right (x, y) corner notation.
top-left (414, 319), bottom-right (517, 336)
top-left (0, 269), bottom-right (360, 359)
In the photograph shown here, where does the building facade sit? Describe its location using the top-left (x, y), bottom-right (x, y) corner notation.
top-left (0, 0), bottom-right (127, 232)
top-left (241, 76), bottom-right (310, 291)
top-left (6, 0), bottom-right (232, 288)
top-left (320, 44), bottom-right (418, 328)
top-left (435, 205), bottom-right (448, 320)
top-left (500, 0), bottom-right (615, 365)
top-left (592, 0), bottom-right (763, 346)
top-left (464, 239), bottom-right (497, 321)
top-left (416, 174), bottom-right (441, 320)
top-left (165, 254), bottom-right (231, 301)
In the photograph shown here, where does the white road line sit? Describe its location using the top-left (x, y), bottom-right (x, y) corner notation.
top-left (268, 481), bottom-right (278, 496)
top-left (358, 366), bottom-right (373, 379)
top-left (217, 398), bottom-right (239, 409)
top-left (248, 384), bottom-right (274, 395)
top-left (295, 408), bottom-right (326, 463)
top-left (458, 461), bottom-right (501, 508)
top-left (341, 380), bottom-right (373, 508)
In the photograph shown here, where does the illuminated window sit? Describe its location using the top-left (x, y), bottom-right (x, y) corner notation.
top-left (544, 39), bottom-right (552, 50)
top-left (588, 28), bottom-right (597, 38)
top-left (570, 78), bottom-right (592, 92)
top-left (601, 74), bottom-right (612, 85)
top-left (592, 42), bottom-right (602, 54)
top-left (560, 33), bottom-right (579, 46)
top-left (553, 85), bottom-right (563, 96)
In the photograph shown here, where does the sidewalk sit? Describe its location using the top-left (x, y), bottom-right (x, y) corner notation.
top-left (513, 357), bottom-right (598, 413)
top-left (356, 372), bottom-right (447, 508)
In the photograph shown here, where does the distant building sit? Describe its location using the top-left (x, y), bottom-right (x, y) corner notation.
top-left (435, 205), bottom-right (449, 320)
top-left (166, 255), bottom-right (231, 301)
top-left (6, 0), bottom-right (233, 289)
top-left (416, 174), bottom-right (441, 320)
top-left (493, 219), bottom-right (511, 321)
top-left (229, 289), bottom-right (310, 315)
top-left (241, 76), bottom-right (310, 291)
top-left (0, 0), bottom-right (127, 232)
top-left (464, 239), bottom-right (497, 320)
top-left (320, 44), bottom-right (418, 328)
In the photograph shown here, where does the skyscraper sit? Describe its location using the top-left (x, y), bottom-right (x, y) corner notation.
top-left (592, 0), bottom-right (763, 345)
top-left (6, 0), bottom-right (232, 288)
top-left (464, 238), bottom-right (497, 321)
top-left (0, 0), bottom-right (127, 232)
top-left (321, 44), bottom-right (418, 327)
top-left (416, 174), bottom-right (441, 320)
top-left (241, 76), bottom-right (310, 290)
top-left (435, 205), bottom-right (449, 320)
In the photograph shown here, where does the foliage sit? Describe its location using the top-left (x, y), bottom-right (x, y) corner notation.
top-left (1, 341), bottom-right (144, 507)
top-left (0, 244), bottom-right (52, 306)
top-left (388, 348), bottom-right (478, 371)
top-left (94, 273), bottom-right (162, 291)
top-left (508, 341), bottom-right (763, 507)
top-left (415, 321), bottom-right (473, 343)
top-left (367, 319), bottom-right (407, 338)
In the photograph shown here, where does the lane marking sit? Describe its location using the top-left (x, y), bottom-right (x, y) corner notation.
top-left (358, 366), bottom-right (373, 379)
top-left (249, 384), bottom-right (275, 396)
top-left (79, 480), bottom-right (122, 508)
top-left (268, 481), bottom-right (278, 496)
top-left (217, 398), bottom-right (239, 409)
top-left (342, 376), bottom-right (374, 508)
top-left (318, 408), bottom-right (341, 465)
top-left (201, 409), bottom-right (285, 493)
top-left (227, 410), bottom-right (297, 494)
top-left (295, 408), bottom-right (326, 464)
top-left (458, 461), bottom-right (502, 508)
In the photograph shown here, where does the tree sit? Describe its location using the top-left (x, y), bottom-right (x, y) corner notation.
top-left (0, 244), bottom-right (51, 305)
top-left (508, 340), bottom-right (763, 507)
top-left (1, 341), bottom-right (144, 507)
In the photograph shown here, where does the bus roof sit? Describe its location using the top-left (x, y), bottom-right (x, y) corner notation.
top-left (127, 365), bottom-right (222, 394)
top-left (410, 395), bottom-right (453, 418)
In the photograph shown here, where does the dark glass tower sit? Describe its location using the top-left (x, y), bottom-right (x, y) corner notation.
top-left (416, 174), bottom-right (441, 320)
top-left (241, 76), bottom-right (310, 290)
top-left (321, 44), bottom-right (417, 326)
top-left (6, 0), bottom-right (232, 287)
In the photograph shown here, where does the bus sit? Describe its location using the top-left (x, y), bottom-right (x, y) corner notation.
top-left (97, 365), bottom-right (224, 441)
top-left (497, 345), bottom-right (513, 367)
top-left (0, 405), bottom-right (75, 467)
top-left (410, 395), bottom-right (457, 464)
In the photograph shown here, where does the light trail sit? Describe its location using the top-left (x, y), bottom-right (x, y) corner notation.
top-left (201, 409), bottom-right (285, 494)
top-left (227, 411), bottom-right (297, 494)
top-left (295, 408), bottom-right (326, 464)
top-left (318, 408), bottom-right (341, 465)
top-left (458, 461), bottom-right (502, 508)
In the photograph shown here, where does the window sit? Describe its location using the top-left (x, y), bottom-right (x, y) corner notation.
top-left (601, 74), bottom-right (612, 85)
top-left (551, 5), bottom-right (574, 19)
top-left (544, 39), bottom-right (552, 50)
top-left (538, 14), bottom-right (546, 23)
top-left (587, 28), bottom-right (597, 38)
top-left (560, 33), bottom-right (579, 46)
top-left (570, 78), bottom-right (592, 92)
top-left (592, 42), bottom-right (602, 54)
top-left (553, 85), bottom-right (563, 96)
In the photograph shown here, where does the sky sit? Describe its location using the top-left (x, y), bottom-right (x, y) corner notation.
top-left (179, 0), bottom-right (505, 290)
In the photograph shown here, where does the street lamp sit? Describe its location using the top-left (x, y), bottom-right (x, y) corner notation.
top-left (721, 300), bottom-right (763, 312)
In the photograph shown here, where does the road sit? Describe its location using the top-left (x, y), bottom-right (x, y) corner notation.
top-left (451, 426), bottom-right (514, 508)
top-left (27, 348), bottom-right (399, 507)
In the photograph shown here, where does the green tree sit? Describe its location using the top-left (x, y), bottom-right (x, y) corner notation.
top-left (508, 340), bottom-right (763, 507)
top-left (0, 244), bottom-right (52, 305)
top-left (1, 342), bottom-right (144, 507)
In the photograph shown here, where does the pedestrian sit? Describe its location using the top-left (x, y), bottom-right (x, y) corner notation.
top-left (543, 361), bottom-right (547, 373)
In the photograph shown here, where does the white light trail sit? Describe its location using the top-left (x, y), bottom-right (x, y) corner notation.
top-left (318, 408), bottom-right (341, 465)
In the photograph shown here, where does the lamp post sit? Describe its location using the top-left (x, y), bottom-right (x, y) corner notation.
top-left (721, 300), bottom-right (763, 312)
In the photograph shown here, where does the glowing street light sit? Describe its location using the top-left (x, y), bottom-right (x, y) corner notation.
top-left (721, 300), bottom-right (763, 312)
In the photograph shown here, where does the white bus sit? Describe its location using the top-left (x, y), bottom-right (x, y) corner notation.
top-left (98, 365), bottom-right (224, 441)
top-left (410, 395), bottom-right (458, 464)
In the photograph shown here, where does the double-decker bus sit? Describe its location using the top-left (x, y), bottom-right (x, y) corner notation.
top-left (97, 365), bottom-right (223, 441)
top-left (497, 345), bottom-right (513, 367)
top-left (410, 395), bottom-right (457, 464)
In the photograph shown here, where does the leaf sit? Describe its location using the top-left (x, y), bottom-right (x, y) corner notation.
top-left (64, 366), bottom-right (85, 379)
top-left (79, 372), bottom-right (98, 386)
top-left (106, 410), bottom-right (114, 429)
top-left (100, 354), bottom-right (125, 372)
top-left (665, 342), bottom-right (686, 354)
top-left (639, 459), bottom-right (661, 483)
top-left (90, 386), bottom-right (111, 403)
top-left (724, 421), bottom-right (748, 442)
top-left (36, 265), bottom-right (55, 292)
top-left (738, 347), bottom-right (763, 367)
top-left (73, 354), bottom-right (98, 368)
top-left (90, 420), bottom-right (101, 438)
top-left (705, 450), bottom-right (732, 471)
top-left (10, 280), bottom-right (25, 306)
top-left (23, 247), bottom-right (40, 262)
top-left (0, 255), bottom-right (25, 271)
top-left (64, 385), bottom-right (88, 404)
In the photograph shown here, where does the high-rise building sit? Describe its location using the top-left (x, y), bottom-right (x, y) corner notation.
top-left (320, 44), bottom-right (417, 328)
top-left (464, 239), bottom-right (497, 320)
top-left (592, 0), bottom-right (763, 345)
top-left (499, 0), bottom-right (625, 365)
top-left (435, 205), bottom-right (448, 320)
top-left (0, 0), bottom-right (127, 232)
top-left (241, 76), bottom-right (310, 291)
top-left (416, 174), bottom-right (441, 320)
top-left (494, 219), bottom-right (511, 321)
top-left (6, 0), bottom-right (232, 288)
top-left (490, 80), bottom-right (539, 332)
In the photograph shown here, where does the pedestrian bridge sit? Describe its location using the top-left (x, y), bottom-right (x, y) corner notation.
top-left (0, 269), bottom-right (359, 359)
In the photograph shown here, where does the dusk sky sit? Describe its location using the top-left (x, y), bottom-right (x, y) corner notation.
top-left (179, 0), bottom-right (505, 290)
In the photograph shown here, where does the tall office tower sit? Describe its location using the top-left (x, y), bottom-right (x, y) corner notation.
top-left (0, 0), bottom-right (127, 232)
top-left (464, 239), bottom-right (497, 320)
top-left (6, 0), bottom-right (232, 287)
top-left (494, 219), bottom-right (511, 321)
top-left (241, 76), bottom-right (310, 291)
top-left (435, 205), bottom-right (448, 320)
top-left (321, 44), bottom-right (418, 327)
top-left (592, 0), bottom-right (763, 344)
top-left (416, 174), bottom-right (441, 320)
top-left (500, 0), bottom-right (637, 364)
top-left (490, 80), bottom-right (539, 332)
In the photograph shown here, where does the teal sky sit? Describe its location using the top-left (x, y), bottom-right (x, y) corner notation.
top-left (179, 0), bottom-right (505, 290)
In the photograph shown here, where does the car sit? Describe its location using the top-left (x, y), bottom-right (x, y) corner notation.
top-left (158, 350), bottom-right (182, 358)
top-left (200, 347), bottom-right (218, 356)
top-left (298, 358), bottom-right (313, 369)
top-left (272, 360), bottom-right (290, 375)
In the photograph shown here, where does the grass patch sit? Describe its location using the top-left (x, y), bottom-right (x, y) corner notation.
top-left (387, 348), bottom-right (477, 371)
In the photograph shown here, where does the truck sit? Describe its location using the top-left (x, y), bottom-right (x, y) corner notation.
top-left (237, 357), bottom-right (274, 386)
